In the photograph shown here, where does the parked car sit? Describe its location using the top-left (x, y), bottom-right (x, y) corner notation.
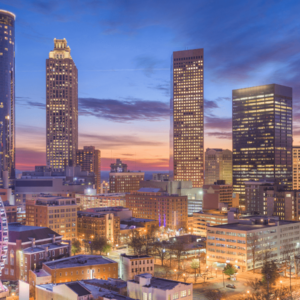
top-left (226, 284), bottom-right (236, 289)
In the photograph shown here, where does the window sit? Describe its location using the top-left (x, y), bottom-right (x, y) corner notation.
top-left (132, 269), bottom-right (134, 272)
top-left (34, 254), bottom-right (36, 261)
top-left (143, 293), bottom-right (147, 300)
top-left (10, 250), bottom-right (14, 266)
top-left (10, 269), bottom-right (14, 276)
top-left (60, 273), bottom-right (62, 277)
top-left (132, 261), bottom-right (134, 265)
top-left (82, 270), bottom-right (84, 274)
top-left (173, 293), bottom-right (179, 300)
top-left (181, 290), bottom-right (186, 297)
top-left (149, 293), bottom-right (152, 300)
top-left (188, 290), bottom-right (191, 296)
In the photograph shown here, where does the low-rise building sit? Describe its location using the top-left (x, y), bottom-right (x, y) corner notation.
top-left (25, 195), bottom-right (77, 240)
top-left (76, 193), bottom-right (126, 210)
top-left (125, 189), bottom-right (188, 230)
top-left (77, 211), bottom-right (120, 245)
top-left (119, 254), bottom-right (154, 281)
top-left (127, 273), bottom-right (193, 300)
top-left (1, 223), bottom-right (69, 283)
top-left (42, 255), bottom-right (118, 283)
top-left (206, 216), bottom-right (300, 271)
top-left (36, 279), bottom-right (134, 300)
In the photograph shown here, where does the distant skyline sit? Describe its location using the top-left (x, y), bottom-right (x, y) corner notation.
top-left (1, 0), bottom-right (300, 171)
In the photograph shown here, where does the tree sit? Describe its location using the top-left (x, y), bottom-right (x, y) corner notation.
top-left (223, 263), bottom-right (237, 276)
top-left (170, 241), bottom-right (185, 270)
top-left (128, 235), bottom-right (145, 255)
top-left (247, 233), bottom-right (260, 273)
top-left (102, 243), bottom-right (112, 255)
top-left (204, 289), bottom-right (224, 300)
top-left (71, 239), bottom-right (81, 256)
top-left (261, 260), bottom-right (279, 287)
top-left (153, 241), bottom-right (168, 266)
top-left (190, 259), bottom-right (199, 283)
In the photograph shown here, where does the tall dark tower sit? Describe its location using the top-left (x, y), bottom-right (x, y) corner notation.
top-left (0, 10), bottom-right (15, 187)
top-left (170, 49), bottom-right (204, 188)
top-left (46, 38), bottom-right (78, 171)
top-left (232, 84), bottom-right (292, 208)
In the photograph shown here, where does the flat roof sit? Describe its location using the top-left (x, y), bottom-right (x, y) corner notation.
top-left (43, 255), bottom-right (116, 269)
top-left (121, 254), bottom-right (152, 259)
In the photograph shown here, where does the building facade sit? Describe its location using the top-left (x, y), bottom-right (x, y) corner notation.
top-left (77, 211), bottom-right (120, 245)
top-left (203, 182), bottom-right (234, 209)
top-left (0, 10), bottom-right (16, 186)
top-left (109, 172), bottom-right (144, 193)
top-left (111, 159), bottom-right (127, 172)
top-left (1, 223), bottom-right (69, 283)
top-left (46, 38), bottom-right (78, 171)
top-left (125, 189), bottom-right (188, 230)
top-left (76, 146), bottom-right (101, 193)
top-left (26, 196), bottom-right (77, 240)
top-left (128, 274), bottom-right (193, 300)
top-left (119, 254), bottom-right (154, 281)
top-left (232, 84), bottom-right (293, 206)
top-left (206, 217), bottom-right (300, 271)
top-left (205, 149), bottom-right (232, 185)
top-left (293, 146), bottom-right (300, 190)
top-left (170, 48), bottom-right (204, 188)
top-left (42, 255), bottom-right (118, 283)
top-left (76, 193), bottom-right (126, 210)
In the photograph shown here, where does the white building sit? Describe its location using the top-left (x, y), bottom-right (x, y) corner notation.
top-left (119, 254), bottom-right (154, 281)
top-left (127, 273), bottom-right (193, 300)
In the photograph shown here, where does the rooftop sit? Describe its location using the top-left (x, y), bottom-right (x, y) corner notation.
top-left (131, 273), bottom-right (191, 290)
top-left (23, 242), bottom-right (67, 254)
top-left (43, 255), bottom-right (117, 269)
top-left (8, 223), bottom-right (61, 243)
top-left (122, 217), bottom-right (157, 223)
top-left (30, 269), bottom-right (51, 278)
top-left (82, 278), bottom-right (127, 290)
top-left (138, 188), bottom-right (161, 193)
top-left (121, 254), bottom-right (152, 259)
top-left (38, 282), bottom-right (91, 296)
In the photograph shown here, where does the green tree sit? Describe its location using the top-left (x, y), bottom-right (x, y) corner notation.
top-left (102, 243), bottom-right (112, 255)
top-left (190, 259), bottom-right (199, 282)
top-left (91, 237), bottom-right (107, 254)
top-left (223, 263), bottom-right (237, 276)
top-left (71, 239), bottom-right (81, 256)
top-left (261, 260), bottom-right (280, 286)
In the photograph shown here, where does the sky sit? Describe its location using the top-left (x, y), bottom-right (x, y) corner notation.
top-left (2, 0), bottom-right (300, 171)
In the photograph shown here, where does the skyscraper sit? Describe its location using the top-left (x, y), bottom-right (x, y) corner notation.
top-left (76, 146), bottom-right (101, 193)
top-left (170, 49), bottom-right (204, 188)
top-left (292, 146), bottom-right (300, 190)
top-left (0, 10), bottom-right (15, 187)
top-left (205, 148), bottom-right (232, 185)
top-left (46, 39), bottom-right (78, 171)
top-left (232, 84), bottom-right (292, 207)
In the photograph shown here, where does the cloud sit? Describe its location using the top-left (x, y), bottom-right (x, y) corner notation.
top-left (134, 55), bottom-right (165, 76)
top-left (80, 132), bottom-right (165, 149)
top-left (148, 82), bottom-right (169, 96)
top-left (16, 147), bottom-right (46, 171)
top-left (205, 116), bottom-right (232, 130)
top-left (16, 97), bottom-right (45, 109)
top-left (204, 99), bottom-right (218, 110)
top-left (206, 132), bottom-right (232, 139)
top-left (79, 97), bottom-right (169, 122)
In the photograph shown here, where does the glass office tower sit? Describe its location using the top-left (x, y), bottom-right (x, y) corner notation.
top-left (0, 10), bottom-right (15, 187)
top-left (232, 84), bottom-right (292, 207)
top-left (170, 48), bottom-right (204, 188)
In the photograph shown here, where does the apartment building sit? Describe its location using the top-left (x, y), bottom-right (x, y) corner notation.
top-left (119, 254), bottom-right (154, 281)
top-left (1, 223), bottom-right (69, 283)
top-left (109, 172), bottom-right (144, 193)
top-left (26, 196), bottom-right (77, 240)
top-left (203, 181), bottom-right (234, 209)
top-left (76, 193), bottom-right (126, 210)
top-left (128, 274), bottom-right (193, 300)
top-left (125, 189), bottom-right (188, 230)
top-left (206, 217), bottom-right (300, 271)
top-left (77, 211), bottom-right (120, 245)
top-left (42, 255), bottom-right (118, 283)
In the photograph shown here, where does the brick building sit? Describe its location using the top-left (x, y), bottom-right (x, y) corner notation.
top-left (109, 172), bottom-right (144, 193)
top-left (125, 189), bottom-right (188, 230)
top-left (1, 223), bottom-right (69, 283)
top-left (26, 195), bottom-right (77, 240)
top-left (77, 211), bottom-right (120, 245)
top-left (42, 255), bottom-right (118, 283)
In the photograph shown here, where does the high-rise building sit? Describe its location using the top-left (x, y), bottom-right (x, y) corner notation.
top-left (76, 146), bottom-right (101, 193)
top-left (170, 49), bottom-right (204, 188)
top-left (292, 146), bottom-right (300, 189)
top-left (46, 38), bottom-right (78, 171)
top-left (111, 159), bottom-right (127, 172)
top-left (205, 148), bottom-right (232, 185)
top-left (232, 84), bottom-right (292, 206)
top-left (0, 10), bottom-right (16, 186)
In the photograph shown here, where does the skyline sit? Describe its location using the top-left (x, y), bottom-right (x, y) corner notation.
top-left (1, 0), bottom-right (300, 171)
